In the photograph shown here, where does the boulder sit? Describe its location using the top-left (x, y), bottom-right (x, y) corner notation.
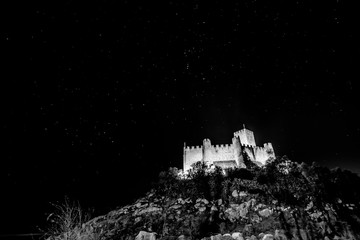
top-left (239, 191), bottom-right (248, 197)
top-left (232, 232), bottom-right (243, 240)
top-left (177, 235), bottom-right (186, 240)
top-left (223, 234), bottom-right (233, 240)
top-left (261, 234), bottom-right (274, 240)
top-left (232, 190), bottom-right (239, 198)
top-left (135, 231), bottom-right (157, 240)
top-left (258, 208), bottom-right (272, 218)
top-left (239, 203), bottom-right (249, 218)
top-left (199, 206), bottom-right (207, 212)
top-left (225, 206), bottom-right (241, 222)
top-left (211, 234), bottom-right (222, 240)
top-left (258, 233), bottom-right (265, 240)
top-left (211, 205), bottom-right (219, 211)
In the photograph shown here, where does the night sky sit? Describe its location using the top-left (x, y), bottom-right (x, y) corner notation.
top-left (2, 0), bottom-right (360, 235)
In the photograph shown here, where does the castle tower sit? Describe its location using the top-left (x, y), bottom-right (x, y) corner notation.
top-left (232, 136), bottom-right (245, 168)
top-left (234, 125), bottom-right (256, 147)
top-left (202, 138), bottom-right (212, 163)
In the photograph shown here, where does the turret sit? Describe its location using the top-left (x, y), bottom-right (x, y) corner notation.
top-left (232, 136), bottom-right (245, 167)
top-left (234, 125), bottom-right (256, 147)
top-left (202, 138), bottom-right (212, 163)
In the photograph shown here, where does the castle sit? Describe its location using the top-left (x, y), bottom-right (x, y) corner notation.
top-left (183, 126), bottom-right (275, 172)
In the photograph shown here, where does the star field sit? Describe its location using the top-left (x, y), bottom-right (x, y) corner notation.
top-left (1, 0), bottom-right (360, 234)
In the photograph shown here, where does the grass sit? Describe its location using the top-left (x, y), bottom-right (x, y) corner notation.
top-left (43, 197), bottom-right (97, 240)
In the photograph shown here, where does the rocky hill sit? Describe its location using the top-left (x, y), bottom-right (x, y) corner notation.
top-left (45, 157), bottom-right (360, 240)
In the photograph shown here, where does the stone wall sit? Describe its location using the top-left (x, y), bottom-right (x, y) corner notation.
top-left (183, 128), bottom-right (275, 172)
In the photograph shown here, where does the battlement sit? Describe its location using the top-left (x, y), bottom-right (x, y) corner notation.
top-left (183, 126), bottom-right (274, 171)
top-left (214, 143), bottom-right (232, 150)
top-left (184, 145), bottom-right (202, 151)
top-left (241, 143), bottom-right (253, 148)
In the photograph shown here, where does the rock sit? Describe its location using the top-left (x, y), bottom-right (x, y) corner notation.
top-left (261, 234), bottom-right (273, 240)
top-left (254, 204), bottom-right (266, 211)
top-left (223, 234), bottom-right (233, 240)
top-left (177, 235), bottom-right (186, 240)
top-left (134, 217), bottom-right (142, 224)
top-left (258, 233), bottom-right (265, 240)
top-left (177, 198), bottom-right (185, 204)
top-left (247, 199), bottom-right (257, 208)
top-left (211, 234), bottom-right (222, 240)
top-left (135, 231), bottom-right (157, 240)
top-left (274, 230), bottom-right (287, 240)
top-left (185, 198), bottom-right (192, 203)
top-left (199, 206), bottom-right (207, 212)
top-left (258, 208), bottom-right (272, 218)
top-left (243, 224), bottom-right (253, 235)
top-left (250, 213), bottom-right (261, 223)
top-left (291, 229), bottom-right (308, 240)
top-left (232, 232), bottom-right (243, 240)
top-left (239, 191), bottom-right (247, 197)
top-left (211, 205), bottom-right (219, 211)
top-left (225, 206), bottom-right (241, 222)
top-left (250, 235), bottom-right (257, 240)
top-left (232, 190), bottom-right (239, 198)
top-left (202, 199), bottom-right (210, 205)
top-left (310, 211), bottom-right (322, 220)
top-left (136, 206), bottom-right (162, 215)
top-left (239, 203), bottom-right (249, 218)
top-left (170, 204), bottom-right (182, 210)
top-left (305, 201), bottom-right (313, 211)
top-left (298, 229), bottom-right (307, 240)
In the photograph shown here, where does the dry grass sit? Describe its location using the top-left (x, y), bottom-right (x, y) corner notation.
top-left (43, 197), bottom-right (98, 240)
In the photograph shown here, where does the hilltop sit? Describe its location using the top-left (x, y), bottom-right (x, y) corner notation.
top-left (45, 156), bottom-right (360, 240)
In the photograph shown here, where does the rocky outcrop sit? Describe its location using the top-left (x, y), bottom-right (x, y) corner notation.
top-left (46, 160), bottom-right (360, 240)
top-left (66, 188), bottom-right (359, 240)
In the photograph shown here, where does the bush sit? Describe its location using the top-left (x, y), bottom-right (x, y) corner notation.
top-left (43, 197), bottom-right (95, 240)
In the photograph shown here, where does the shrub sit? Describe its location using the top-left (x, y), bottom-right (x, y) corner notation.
top-left (43, 197), bottom-right (95, 240)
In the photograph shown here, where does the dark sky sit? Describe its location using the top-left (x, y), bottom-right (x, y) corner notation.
top-left (2, 0), bottom-right (360, 235)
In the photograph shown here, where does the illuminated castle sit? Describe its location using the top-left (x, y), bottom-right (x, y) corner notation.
top-left (183, 126), bottom-right (275, 172)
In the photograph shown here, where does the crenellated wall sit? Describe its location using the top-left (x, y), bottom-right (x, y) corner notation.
top-left (205, 144), bottom-right (236, 163)
top-left (183, 128), bottom-right (275, 172)
top-left (183, 146), bottom-right (202, 172)
top-left (254, 143), bottom-right (275, 165)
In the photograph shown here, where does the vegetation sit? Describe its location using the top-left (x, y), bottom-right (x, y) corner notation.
top-left (44, 156), bottom-right (360, 240)
top-left (154, 156), bottom-right (360, 239)
top-left (43, 197), bottom-right (96, 240)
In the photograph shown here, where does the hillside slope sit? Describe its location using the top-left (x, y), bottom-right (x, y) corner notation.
top-left (45, 157), bottom-right (360, 240)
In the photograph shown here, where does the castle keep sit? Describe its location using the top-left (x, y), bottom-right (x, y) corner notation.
top-left (183, 126), bottom-right (275, 172)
